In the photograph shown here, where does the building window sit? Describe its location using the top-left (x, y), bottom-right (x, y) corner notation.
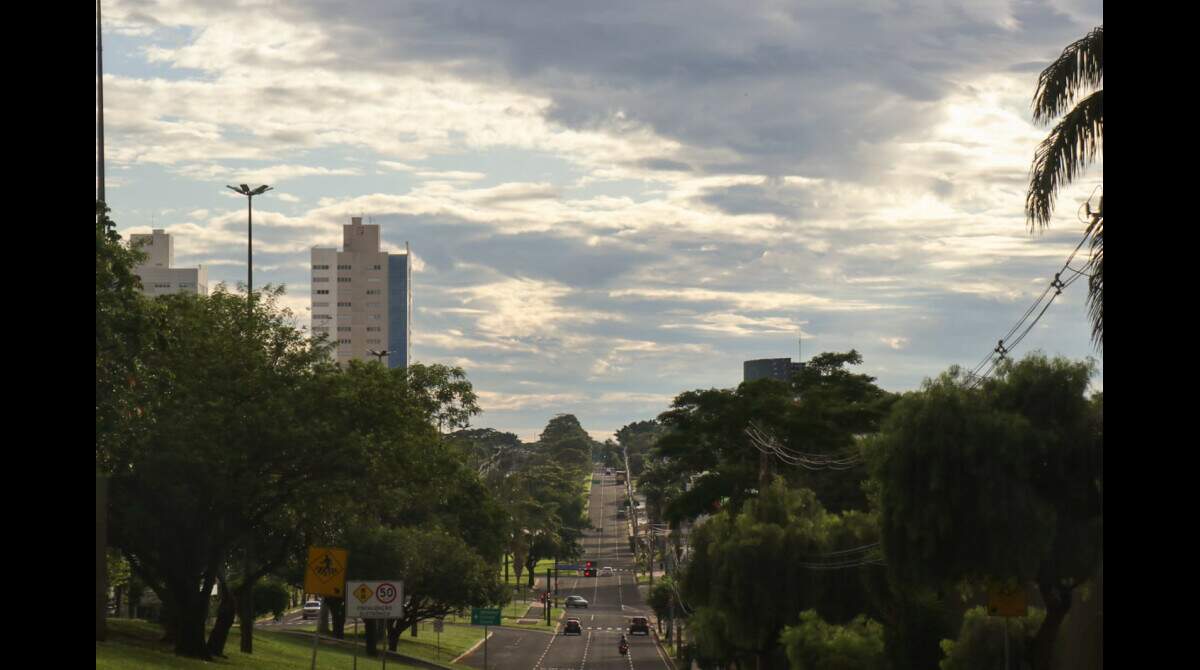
top-left (367, 302), bottom-right (382, 309)
top-left (313, 302), bottom-right (329, 307)
top-left (366, 326), bottom-right (381, 332)
top-left (369, 314), bottom-right (382, 320)
top-left (368, 277), bottom-right (382, 282)
top-left (153, 282), bottom-right (172, 288)
top-left (338, 264), bottom-right (352, 270)
top-left (313, 314), bottom-right (332, 320)
top-left (337, 301), bottom-right (352, 307)
top-left (313, 277), bottom-right (329, 283)
top-left (338, 338), bottom-right (352, 345)
top-left (314, 289), bottom-right (330, 295)
top-left (370, 264), bottom-right (382, 270)
top-left (313, 264), bottom-right (329, 270)
top-left (178, 282), bottom-right (194, 288)
top-left (366, 338), bottom-right (382, 345)
top-left (337, 326), bottom-right (351, 332)
top-left (366, 289), bottom-right (381, 295)
top-left (312, 327), bottom-right (329, 334)
top-left (337, 277), bottom-right (352, 283)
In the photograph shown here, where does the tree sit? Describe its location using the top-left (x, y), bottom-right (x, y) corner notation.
top-left (939, 606), bottom-right (1045, 670)
top-left (96, 200), bottom-right (150, 473)
top-left (872, 354), bottom-right (1101, 670)
top-left (681, 480), bottom-right (883, 669)
top-left (1026, 26), bottom-right (1103, 346)
top-left (108, 287), bottom-right (360, 659)
top-left (780, 610), bottom-right (886, 670)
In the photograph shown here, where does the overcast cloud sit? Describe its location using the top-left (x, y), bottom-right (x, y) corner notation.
top-left (101, 0), bottom-right (1103, 441)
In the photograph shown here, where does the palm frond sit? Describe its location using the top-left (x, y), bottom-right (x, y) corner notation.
top-left (1033, 26), bottom-right (1103, 125)
top-left (1085, 197), bottom-right (1102, 348)
top-left (1026, 90), bottom-right (1103, 229)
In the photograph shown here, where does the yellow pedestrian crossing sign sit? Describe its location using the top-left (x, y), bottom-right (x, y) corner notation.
top-left (305, 547), bottom-right (348, 597)
top-left (353, 583), bottom-right (373, 603)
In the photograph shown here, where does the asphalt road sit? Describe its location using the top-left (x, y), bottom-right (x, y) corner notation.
top-left (459, 470), bottom-right (671, 670)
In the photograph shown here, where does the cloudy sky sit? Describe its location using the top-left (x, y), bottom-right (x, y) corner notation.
top-left (99, 0), bottom-right (1104, 442)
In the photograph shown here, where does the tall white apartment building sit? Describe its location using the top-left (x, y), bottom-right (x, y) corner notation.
top-left (311, 217), bottom-right (412, 368)
top-left (129, 229), bottom-right (208, 297)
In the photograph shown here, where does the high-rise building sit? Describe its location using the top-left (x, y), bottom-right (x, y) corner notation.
top-left (129, 229), bottom-right (208, 297)
top-left (310, 217), bottom-right (412, 368)
top-left (743, 358), bottom-right (804, 383)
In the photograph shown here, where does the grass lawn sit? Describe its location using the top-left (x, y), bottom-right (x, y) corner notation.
top-left (97, 619), bottom-right (445, 669)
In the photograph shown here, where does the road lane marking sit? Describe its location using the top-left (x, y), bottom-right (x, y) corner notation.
top-left (579, 629), bottom-right (592, 669)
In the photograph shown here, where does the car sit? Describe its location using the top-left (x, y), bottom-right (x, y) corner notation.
top-left (563, 618), bottom-right (583, 635)
top-left (630, 616), bottom-right (651, 635)
top-left (564, 595), bottom-right (589, 608)
top-left (302, 600), bottom-right (322, 620)
top-left (600, 566), bottom-right (614, 577)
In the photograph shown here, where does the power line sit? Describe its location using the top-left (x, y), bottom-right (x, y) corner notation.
top-left (964, 202), bottom-right (1099, 390)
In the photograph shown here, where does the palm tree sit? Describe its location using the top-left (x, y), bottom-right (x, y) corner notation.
top-left (1026, 25), bottom-right (1103, 348)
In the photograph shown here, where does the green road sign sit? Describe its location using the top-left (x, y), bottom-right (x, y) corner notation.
top-left (471, 607), bottom-right (501, 626)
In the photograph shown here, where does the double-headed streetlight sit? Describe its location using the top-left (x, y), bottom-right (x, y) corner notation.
top-left (226, 184), bottom-right (273, 315)
top-left (368, 349), bottom-right (390, 366)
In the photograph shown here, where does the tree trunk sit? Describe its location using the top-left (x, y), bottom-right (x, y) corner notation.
top-left (1030, 579), bottom-right (1076, 670)
top-left (238, 578), bottom-right (256, 654)
top-left (172, 574), bottom-right (215, 659)
top-left (410, 620), bottom-right (418, 637)
top-left (206, 576), bottom-right (237, 657)
top-left (330, 599), bottom-right (346, 639)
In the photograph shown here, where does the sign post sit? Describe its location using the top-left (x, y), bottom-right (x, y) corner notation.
top-left (305, 546), bottom-right (348, 670)
top-left (433, 618), bottom-right (444, 661)
top-left (988, 584), bottom-right (1028, 670)
top-left (471, 608), bottom-right (502, 670)
top-left (345, 580), bottom-right (404, 670)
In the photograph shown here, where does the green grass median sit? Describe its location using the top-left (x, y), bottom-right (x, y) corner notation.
top-left (97, 618), bottom-right (486, 669)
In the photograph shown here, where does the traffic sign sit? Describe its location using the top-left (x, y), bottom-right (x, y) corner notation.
top-left (346, 580), bottom-right (404, 620)
top-left (470, 607), bottom-right (501, 626)
top-left (987, 584), bottom-right (1028, 617)
top-left (305, 547), bottom-right (348, 597)
top-left (433, 618), bottom-right (445, 633)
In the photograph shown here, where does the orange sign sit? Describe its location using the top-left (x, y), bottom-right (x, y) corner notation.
top-left (987, 584), bottom-right (1028, 617)
top-left (304, 546), bottom-right (348, 597)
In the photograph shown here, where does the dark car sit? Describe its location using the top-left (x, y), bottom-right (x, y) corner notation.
top-left (564, 618), bottom-right (583, 635)
top-left (565, 595), bottom-right (589, 608)
top-left (630, 616), bottom-right (650, 635)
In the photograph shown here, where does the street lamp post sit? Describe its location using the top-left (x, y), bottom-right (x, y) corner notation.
top-left (368, 349), bottom-right (390, 366)
top-left (226, 184), bottom-right (273, 316)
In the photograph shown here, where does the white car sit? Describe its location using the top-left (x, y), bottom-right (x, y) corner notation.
top-left (302, 600), bottom-right (322, 620)
top-left (600, 566), bottom-right (614, 577)
top-left (564, 595), bottom-right (589, 608)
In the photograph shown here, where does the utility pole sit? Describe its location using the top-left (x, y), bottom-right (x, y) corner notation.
top-left (97, 0), bottom-right (105, 204)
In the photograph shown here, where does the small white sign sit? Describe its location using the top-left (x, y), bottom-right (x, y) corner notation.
top-left (346, 580), bottom-right (404, 620)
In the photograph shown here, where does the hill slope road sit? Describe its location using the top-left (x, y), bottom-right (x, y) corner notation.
top-left (459, 470), bottom-right (671, 669)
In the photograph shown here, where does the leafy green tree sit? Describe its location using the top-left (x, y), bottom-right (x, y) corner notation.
top-left (252, 578), bottom-right (291, 620)
top-left (873, 354), bottom-right (1101, 670)
top-left (780, 610), bottom-right (886, 670)
top-left (939, 606), bottom-right (1045, 670)
top-left (96, 201), bottom-right (150, 473)
top-left (1026, 26), bottom-right (1103, 346)
top-left (682, 480), bottom-right (882, 668)
top-left (108, 287), bottom-right (358, 659)
top-left (536, 414), bottom-right (596, 474)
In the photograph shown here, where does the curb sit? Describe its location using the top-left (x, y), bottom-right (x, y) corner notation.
top-left (452, 629), bottom-right (493, 663)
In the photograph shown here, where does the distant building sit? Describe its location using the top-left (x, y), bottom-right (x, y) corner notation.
top-left (310, 216), bottom-right (412, 368)
top-left (129, 229), bottom-right (208, 297)
top-left (743, 358), bottom-right (804, 383)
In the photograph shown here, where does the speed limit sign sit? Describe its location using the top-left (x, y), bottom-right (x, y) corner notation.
top-left (346, 580), bottom-right (404, 619)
